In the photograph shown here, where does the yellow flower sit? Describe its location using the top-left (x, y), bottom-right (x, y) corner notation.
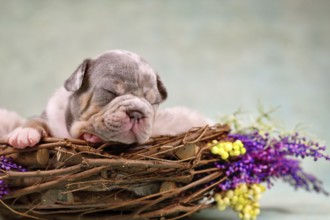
top-left (209, 140), bottom-right (247, 159)
top-left (214, 183), bottom-right (266, 220)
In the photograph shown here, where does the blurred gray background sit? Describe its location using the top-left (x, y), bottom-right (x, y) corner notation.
top-left (0, 0), bottom-right (329, 219)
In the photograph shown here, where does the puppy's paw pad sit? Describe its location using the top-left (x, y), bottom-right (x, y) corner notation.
top-left (7, 127), bottom-right (23, 147)
top-left (8, 127), bottom-right (42, 148)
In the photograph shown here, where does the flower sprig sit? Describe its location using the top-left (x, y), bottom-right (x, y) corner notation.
top-left (211, 131), bottom-right (329, 194)
top-left (218, 105), bottom-right (281, 135)
top-left (215, 183), bottom-right (266, 220)
top-left (210, 107), bottom-right (329, 220)
top-left (0, 156), bottom-right (26, 199)
top-left (225, 132), bottom-right (330, 193)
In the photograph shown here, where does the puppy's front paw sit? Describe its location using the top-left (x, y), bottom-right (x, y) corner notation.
top-left (7, 127), bottom-right (42, 148)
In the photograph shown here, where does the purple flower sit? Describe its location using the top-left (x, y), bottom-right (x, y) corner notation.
top-left (215, 131), bottom-right (329, 195)
top-left (0, 156), bottom-right (26, 199)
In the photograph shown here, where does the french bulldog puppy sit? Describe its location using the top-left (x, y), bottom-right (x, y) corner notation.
top-left (1, 50), bottom-right (211, 196)
top-left (6, 50), bottom-right (167, 148)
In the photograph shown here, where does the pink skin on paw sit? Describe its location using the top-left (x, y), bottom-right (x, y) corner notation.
top-left (8, 127), bottom-right (42, 148)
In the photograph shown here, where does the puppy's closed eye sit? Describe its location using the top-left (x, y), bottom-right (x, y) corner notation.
top-left (102, 89), bottom-right (118, 97)
top-left (94, 89), bottom-right (117, 105)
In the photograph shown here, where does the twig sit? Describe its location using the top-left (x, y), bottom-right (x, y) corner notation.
top-left (134, 171), bottom-right (222, 215)
top-left (182, 125), bottom-right (209, 144)
top-left (4, 166), bottom-right (106, 199)
top-left (0, 200), bottom-right (46, 220)
top-left (167, 203), bottom-right (211, 220)
top-left (0, 142), bottom-right (68, 156)
top-left (5, 164), bottom-right (83, 178)
top-left (82, 158), bottom-right (190, 169)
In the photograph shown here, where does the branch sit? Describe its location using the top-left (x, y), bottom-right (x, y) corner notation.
top-left (5, 164), bottom-right (83, 179)
top-left (4, 166), bottom-right (106, 199)
top-left (82, 158), bottom-right (190, 169)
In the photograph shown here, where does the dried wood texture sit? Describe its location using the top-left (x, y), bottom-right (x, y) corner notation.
top-left (0, 124), bottom-right (230, 220)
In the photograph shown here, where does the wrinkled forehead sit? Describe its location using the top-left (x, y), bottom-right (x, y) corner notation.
top-left (90, 50), bottom-right (158, 93)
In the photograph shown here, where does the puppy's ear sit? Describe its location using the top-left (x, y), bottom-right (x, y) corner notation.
top-left (64, 59), bottom-right (90, 92)
top-left (156, 74), bottom-right (168, 101)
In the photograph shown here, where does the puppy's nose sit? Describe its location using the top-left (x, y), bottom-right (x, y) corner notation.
top-left (127, 110), bottom-right (143, 121)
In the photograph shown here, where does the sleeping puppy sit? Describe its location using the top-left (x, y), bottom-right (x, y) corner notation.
top-left (6, 50), bottom-right (167, 148)
top-left (1, 50), bottom-right (210, 196)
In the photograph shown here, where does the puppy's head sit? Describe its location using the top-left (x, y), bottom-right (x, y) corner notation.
top-left (64, 50), bottom-right (167, 144)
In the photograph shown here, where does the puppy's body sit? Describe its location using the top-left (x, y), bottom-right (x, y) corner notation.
top-left (3, 50), bottom-right (209, 148)
top-left (152, 106), bottom-right (212, 137)
top-left (1, 50), bottom-right (210, 196)
top-left (0, 109), bottom-right (25, 139)
top-left (43, 88), bottom-right (212, 140)
top-left (45, 87), bottom-right (71, 138)
top-left (6, 50), bottom-right (167, 148)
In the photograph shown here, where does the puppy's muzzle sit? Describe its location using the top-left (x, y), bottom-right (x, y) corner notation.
top-left (127, 110), bottom-right (143, 121)
top-left (90, 95), bottom-right (155, 144)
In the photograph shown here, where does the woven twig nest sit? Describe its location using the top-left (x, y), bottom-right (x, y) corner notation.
top-left (0, 124), bottom-right (230, 220)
